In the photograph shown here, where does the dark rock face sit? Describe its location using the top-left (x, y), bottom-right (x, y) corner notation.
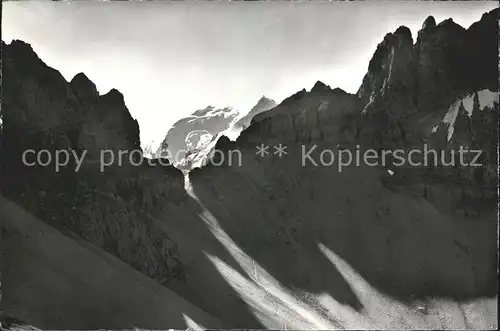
top-left (422, 16), bottom-right (436, 30)
top-left (192, 7), bottom-right (498, 308)
top-left (357, 9), bottom-right (498, 141)
top-left (70, 72), bottom-right (99, 104)
top-left (357, 26), bottom-right (415, 112)
top-left (414, 18), bottom-right (470, 112)
top-left (358, 9), bottom-right (498, 119)
top-left (310, 80), bottom-right (332, 94)
top-left (1, 40), bottom-right (187, 286)
top-left (466, 9), bottom-right (499, 92)
top-left (242, 84), bottom-right (360, 145)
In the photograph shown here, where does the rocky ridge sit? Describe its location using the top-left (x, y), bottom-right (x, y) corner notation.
top-left (191, 7), bottom-right (498, 310)
top-left (1, 39), bottom-right (187, 287)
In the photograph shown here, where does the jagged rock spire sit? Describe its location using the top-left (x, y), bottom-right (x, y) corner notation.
top-left (70, 72), bottom-right (99, 104)
top-left (422, 16), bottom-right (436, 29)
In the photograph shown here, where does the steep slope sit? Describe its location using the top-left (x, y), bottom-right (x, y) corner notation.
top-left (348, 10), bottom-right (499, 223)
top-left (1, 39), bottom-right (190, 289)
top-left (0, 196), bottom-right (224, 329)
top-left (187, 8), bottom-right (497, 328)
top-left (0, 39), bottom-right (264, 329)
top-left (191, 84), bottom-right (496, 307)
top-left (234, 96), bottom-right (277, 130)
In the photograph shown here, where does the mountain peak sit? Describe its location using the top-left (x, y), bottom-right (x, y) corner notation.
top-left (254, 96), bottom-right (276, 109)
top-left (394, 25), bottom-right (412, 40)
top-left (104, 88), bottom-right (124, 100)
top-left (438, 18), bottom-right (454, 26)
top-left (99, 88), bottom-right (127, 110)
top-left (9, 39), bottom-right (32, 49)
top-left (71, 72), bottom-right (91, 83)
top-left (234, 95), bottom-right (278, 131)
top-left (311, 80), bottom-right (331, 93)
top-left (258, 95), bottom-right (275, 103)
top-left (437, 17), bottom-right (465, 31)
top-left (422, 16), bottom-right (436, 30)
top-left (331, 87), bottom-right (348, 95)
top-left (70, 72), bottom-right (99, 103)
top-left (5, 40), bottom-right (42, 64)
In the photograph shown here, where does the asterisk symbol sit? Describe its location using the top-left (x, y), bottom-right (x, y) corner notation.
top-left (274, 144), bottom-right (288, 157)
top-left (256, 143), bottom-right (269, 157)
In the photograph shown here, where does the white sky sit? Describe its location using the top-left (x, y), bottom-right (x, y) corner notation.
top-left (2, 1), bottom-right (496, 148)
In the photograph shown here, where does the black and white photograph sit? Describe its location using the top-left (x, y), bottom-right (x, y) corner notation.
top-left (0, 0), bottom-right (498, 329)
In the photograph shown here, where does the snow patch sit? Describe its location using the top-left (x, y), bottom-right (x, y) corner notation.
top-left (362, 93), bottom-right (375, 114)
top-left (207, 107), bottom-right (238, 119)
top-left (182, 314), bottom-right (205, 330)
top-left (381, 47), bottom-right (395, 96)
top-left (185, 130), bottom-right (213, 151)
top-left (442, 99), bottom-right (461, 141)
top-left (478, 89), bottom-right (499, 109)
top-left (223, 125), bottom-right (244, 141)
top-left (442, 89), bottom-right (498, 141)
top-left (176, 125), bottom-right (243, 171)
